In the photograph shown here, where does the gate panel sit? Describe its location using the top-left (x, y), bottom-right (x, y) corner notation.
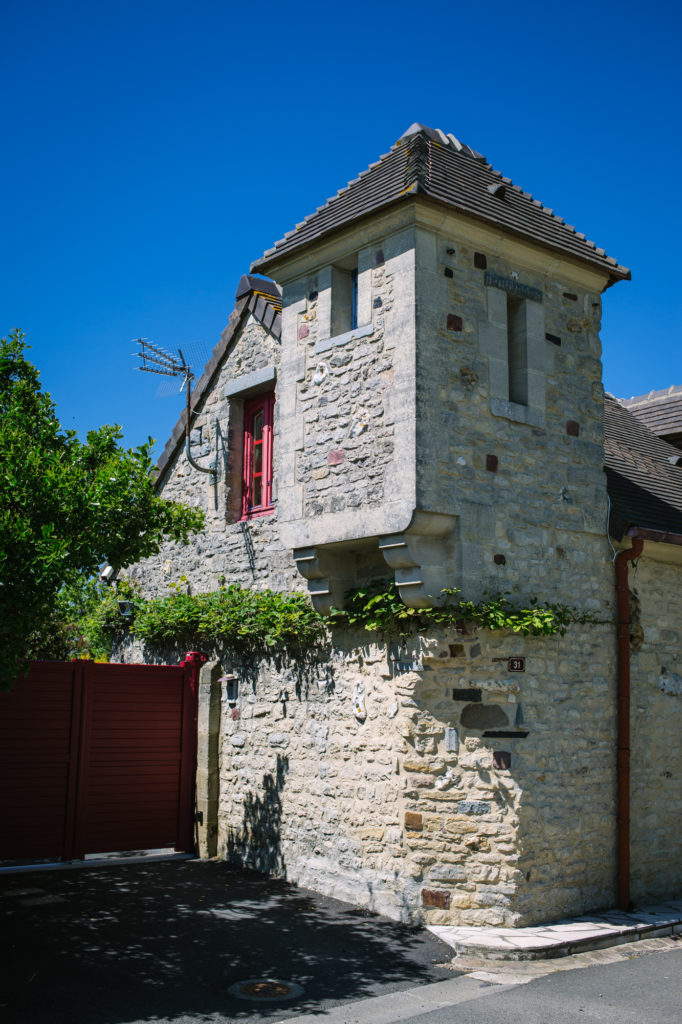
top-left (0, 658), bottom-right (198, 862)
top-left (73, 663), bottom-right (189, 858)
top-left (0, 663), bottom-right (80, 860)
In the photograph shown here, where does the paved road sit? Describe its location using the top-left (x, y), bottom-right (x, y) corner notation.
top-left (300, 945), bottom-right (681, 1024)
top-left (0, 858), bottom-right (456, 1023)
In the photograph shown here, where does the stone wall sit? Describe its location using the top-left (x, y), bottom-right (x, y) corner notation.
top-left (276, 226), bottom-right (419, 552)
top-left (629, 551), bottom-right (682, 903)
top-left (413, 218), bottom-right (609, 606)
top-left (184, 610), bottom-right (623, 928)
top-left (127, 313), bottom-right (300, 598)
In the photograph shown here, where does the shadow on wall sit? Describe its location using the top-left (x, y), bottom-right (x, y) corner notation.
top-left (226, 753), bottom-right (289, 877)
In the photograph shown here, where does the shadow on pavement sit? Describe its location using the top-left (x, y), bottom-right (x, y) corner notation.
top-left (1, 859), bottom-right (456, 1024)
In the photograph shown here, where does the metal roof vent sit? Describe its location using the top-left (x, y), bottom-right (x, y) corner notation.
top-left (487, 182), bottom-right (506, 199)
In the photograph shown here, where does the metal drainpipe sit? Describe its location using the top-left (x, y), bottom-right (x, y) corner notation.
top-left (614, 535), bottom-right (644, 910)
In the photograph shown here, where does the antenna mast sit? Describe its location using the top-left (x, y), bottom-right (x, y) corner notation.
top-left (135, 339), bottom-right (216, 477)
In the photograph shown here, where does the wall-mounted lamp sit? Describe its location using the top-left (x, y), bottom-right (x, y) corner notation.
top-left (117, 600), bottom-right (134, 618)
top-left (220, 674), bottom-right (239, 705)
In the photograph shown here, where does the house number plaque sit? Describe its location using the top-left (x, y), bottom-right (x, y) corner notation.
top-left (508, 657), bottom-right (525, 672)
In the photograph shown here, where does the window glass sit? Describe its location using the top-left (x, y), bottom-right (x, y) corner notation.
top-left (241, 393), bottom-right (275, 519)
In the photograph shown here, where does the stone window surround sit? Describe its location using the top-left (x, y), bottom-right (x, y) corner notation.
top-left (478, 282), bottom-right (548, 428)
top-left (241, 391), bottom-right (275, 520)
top-left (222, 365), bottom-right (277, 521)
top-left (314, 245), bottom-right (374, 346)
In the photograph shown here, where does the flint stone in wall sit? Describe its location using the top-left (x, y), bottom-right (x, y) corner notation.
top-left (460, 703), bottom-right (509, 729)
top-left (458, 801), bottom-right (491, 815)
top-left (269, 732), bottom-right (290, 748)
top-left (659, 668), bottom-right (682, 696)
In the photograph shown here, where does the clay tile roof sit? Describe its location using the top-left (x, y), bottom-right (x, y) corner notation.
top-left (620, 386), bottom-right (682, 443)
top-left (154, 275), bottom-right (281, 484)
top-left (604, 394), bottom-right (682, 539)
top-left (251, 124), bottom-right (630, 285)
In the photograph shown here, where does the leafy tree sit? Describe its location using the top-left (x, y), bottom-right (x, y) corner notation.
top-left (0, 330), bottom-right (205, 686)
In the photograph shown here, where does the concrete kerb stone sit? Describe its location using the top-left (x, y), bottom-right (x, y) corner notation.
top-left (429, 897), bottom-right (682, 962)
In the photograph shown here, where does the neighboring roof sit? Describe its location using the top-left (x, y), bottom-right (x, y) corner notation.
top-left (620, 386), bottom-right (682, 444)
top-left (604, 394), bottom-right (682, 540)
top-left (155, 275), bottom-right (281, 483)
top-left (252, 124), bottom-right (630, 286)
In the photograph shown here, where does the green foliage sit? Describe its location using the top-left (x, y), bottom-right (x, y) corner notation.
top-left (332, 580), bottom-right (597, 639)
top-left (98, 579), bottom-right (329, 658)
top-left (135, 581), bottom-right (327, 655)
top-left (0, 330), bottom-right (205, 685)
top-left (33, 575), bottom-right (597, 665)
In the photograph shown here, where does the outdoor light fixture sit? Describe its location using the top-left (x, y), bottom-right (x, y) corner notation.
top-left (117, 600), bottom-right (134, 618)
top-left (220, 674), bottom-right (239, 705)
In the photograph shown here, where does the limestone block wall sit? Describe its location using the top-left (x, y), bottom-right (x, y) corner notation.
top-left (629, 553), bottom-right (682, 902)
top-left (276, 227), bottom-right (419, 551)
top-left (186, 608), bottom-right (625, 928)
top-left (213, 635), bottom-right (421, 922)
top-left (399, 620), bottom-right (618, 927)
top-left (127, 315), bottom-right (300, 598)
top-left (413, 217), bottom-right (610, 606)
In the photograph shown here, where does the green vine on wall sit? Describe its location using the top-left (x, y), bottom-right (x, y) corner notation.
top-left (330, 581), bottom-right (600, 640)
top-left (35, 577), bottom-right (601, 662)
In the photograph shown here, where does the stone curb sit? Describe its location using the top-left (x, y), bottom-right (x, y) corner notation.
top-left (429, 898), bottom-right (682, 961)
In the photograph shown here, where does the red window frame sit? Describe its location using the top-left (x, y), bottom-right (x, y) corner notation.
top-left (241, 392), bottom-right (275, 519)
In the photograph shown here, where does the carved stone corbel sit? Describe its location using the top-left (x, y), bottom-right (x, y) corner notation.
top-left (379, 511), bottom-right (458, 608)
top-left (293, 546), bottom-right (353, 615)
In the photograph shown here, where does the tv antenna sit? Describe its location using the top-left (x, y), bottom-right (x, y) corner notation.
top-left (135, 339), bottom-right (216, 478)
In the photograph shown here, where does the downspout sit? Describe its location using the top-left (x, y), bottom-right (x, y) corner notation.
top-left (614, 536), bottom-right (643, 910)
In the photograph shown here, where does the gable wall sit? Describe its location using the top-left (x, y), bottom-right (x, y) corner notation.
top-left (127, 314), bottom-right (298, 598)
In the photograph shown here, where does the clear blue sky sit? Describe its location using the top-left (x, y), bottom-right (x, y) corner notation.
top-left (2, 0), bottom-right (681, 455)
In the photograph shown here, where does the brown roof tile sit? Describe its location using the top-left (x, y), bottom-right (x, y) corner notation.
top-left (251, 124), bottom-right (630, 285)
top-left (605, 394), bottom-right (682, 539)
top-left (621, 386), bottom-right (682, 441)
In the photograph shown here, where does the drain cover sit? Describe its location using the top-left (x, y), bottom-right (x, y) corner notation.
top-left (227, 978), bottom-right (304, 1002)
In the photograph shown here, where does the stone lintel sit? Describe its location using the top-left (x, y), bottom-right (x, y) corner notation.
top-left (223, 364), bottom-right (277, 399)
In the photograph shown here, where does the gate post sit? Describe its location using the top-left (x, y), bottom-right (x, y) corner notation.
top-left (177, 651), bottom-right (208, 854)
top-left (196, 660), bottom-right (222, 858)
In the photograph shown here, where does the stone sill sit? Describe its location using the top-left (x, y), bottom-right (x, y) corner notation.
top-left (314, 322), bottom-right (374, 355)
top-left (490, 398), bottom-right (545, 429)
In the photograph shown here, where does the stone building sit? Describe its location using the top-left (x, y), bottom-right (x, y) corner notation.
top-left (124, 125), bottom-right (682, 927)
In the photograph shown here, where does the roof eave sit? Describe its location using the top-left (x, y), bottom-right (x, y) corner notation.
top-left (251, 189), bottom-right (630, 286)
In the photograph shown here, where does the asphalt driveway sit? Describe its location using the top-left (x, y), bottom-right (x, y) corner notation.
top-left (0, 858), bottom-right (457, 1024)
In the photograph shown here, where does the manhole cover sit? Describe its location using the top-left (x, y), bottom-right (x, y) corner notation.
top-left (227, 978), bottom-right (304, 1002)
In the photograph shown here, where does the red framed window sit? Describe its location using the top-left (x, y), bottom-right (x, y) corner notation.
top-left (241, 392), bottom-right (275, 519)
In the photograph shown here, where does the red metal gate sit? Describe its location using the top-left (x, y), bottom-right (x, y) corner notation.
top-left (0, 655), bottom-right (204, 862)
